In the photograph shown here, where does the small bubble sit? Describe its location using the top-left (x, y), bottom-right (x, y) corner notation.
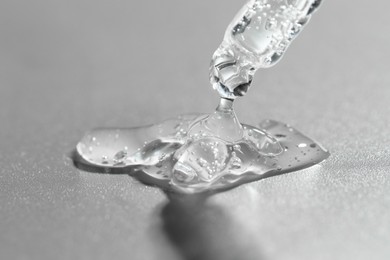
top-left (114, 150), bottom-right (127, 161)
top-left (101, 155), bottom-right (109, 164)
top-left (233, 144), bottom-right (242, 153)
top-left (264, 56), bottom-right (272, 65)
top-left (265, 18), bottom-right (277, 30)
top-left (197, 158), bottom-right (209, 168)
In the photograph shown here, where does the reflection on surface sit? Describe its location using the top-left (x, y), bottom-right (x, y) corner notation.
top-left (72, 150), bottom-right (268, 260)
top-left (161, 192), bottom-right (264, 260)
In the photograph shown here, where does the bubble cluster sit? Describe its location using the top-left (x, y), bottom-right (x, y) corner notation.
top-left (210, 0), bottom-right (322, 99)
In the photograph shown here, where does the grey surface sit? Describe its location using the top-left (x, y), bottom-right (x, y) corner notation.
top-left (1, 1), bottom-right (389, 260)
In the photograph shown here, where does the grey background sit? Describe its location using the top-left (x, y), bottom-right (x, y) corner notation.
top-left (1, 1), bottom-right (389, 260)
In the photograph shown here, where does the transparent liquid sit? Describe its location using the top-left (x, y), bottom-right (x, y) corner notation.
top-left (77, 99), bottom-right (329, 193)
top-left (75, 0), bottom-right (327, 193)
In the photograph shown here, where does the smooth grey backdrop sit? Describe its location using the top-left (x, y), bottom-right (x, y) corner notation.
top-left (1, 1), bottom-right (389, 260)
